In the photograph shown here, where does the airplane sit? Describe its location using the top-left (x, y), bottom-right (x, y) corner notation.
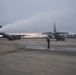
top-left (42, 22), bottom-right (68, 41)
top-left (0, 32), bottom-right (48, 40)
top-left (0, 32), bottom-right (21, 41)
top-left (0, 25), bottom-right (47, 39)
top-left (0, 22), bottom-right (68, 41)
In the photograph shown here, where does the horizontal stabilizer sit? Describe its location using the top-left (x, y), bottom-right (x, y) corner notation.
top-left (56, 32), bottom-right (69, 34)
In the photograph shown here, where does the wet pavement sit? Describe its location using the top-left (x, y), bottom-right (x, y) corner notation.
top-left (0, 47), bottom-right (76, 75)
top-left (0, 38), bottom-right (76, 75)
top-left (25, 45), bottom-right (76, 51)
top-left (0, 38), bottom-right (76, 52)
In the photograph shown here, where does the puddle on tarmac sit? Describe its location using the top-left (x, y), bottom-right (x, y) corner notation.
top-left (24, 45), bottom-right (76, 52)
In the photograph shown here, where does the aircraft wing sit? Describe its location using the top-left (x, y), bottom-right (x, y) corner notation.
top-left (42, 32), bottom-right (52, 34)
top-left (42, 32), bottom-right (53, 38)
top-left (0, 32), bottom-right (4, 35)
top-left (57, 32), bottom-right (69, 34)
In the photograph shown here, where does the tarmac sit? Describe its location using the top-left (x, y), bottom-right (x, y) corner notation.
top-left (0, 38), bottom-right (76, 75)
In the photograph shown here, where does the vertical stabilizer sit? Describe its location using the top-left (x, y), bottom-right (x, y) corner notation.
top-left (54, 21), bottom-right (57, 33)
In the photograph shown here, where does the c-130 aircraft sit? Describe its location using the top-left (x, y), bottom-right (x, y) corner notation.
top-left (42, 22), bottom-right (68, 41)
top-left (0, 22), bottom-right (68, 41)
top-left (0, 26), bottom-right (21, 41)
top-left (0, 32), bottom-right (21, 41)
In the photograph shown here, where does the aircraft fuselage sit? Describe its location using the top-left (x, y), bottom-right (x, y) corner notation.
top-left (53, 33), bottom-right (65, 41)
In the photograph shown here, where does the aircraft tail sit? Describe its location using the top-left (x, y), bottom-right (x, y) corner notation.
top-left (54, 21), bottom-right (57, 33)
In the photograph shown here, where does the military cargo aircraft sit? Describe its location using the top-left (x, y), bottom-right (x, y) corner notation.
top-left (0, 32), bottom-right (21, 41)
top-left (42, 22), bottom-right (68, 41)
top-left (0, 22), bottom-right (68, 41)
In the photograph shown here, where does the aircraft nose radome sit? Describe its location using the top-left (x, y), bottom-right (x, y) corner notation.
top-left (0, 25), bottom-right (2, 28)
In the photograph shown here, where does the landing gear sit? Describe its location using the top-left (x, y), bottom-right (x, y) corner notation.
top-left (62, 39), bottom-right (65, 41)
top-left (56, 39), bottom-right (59, 41)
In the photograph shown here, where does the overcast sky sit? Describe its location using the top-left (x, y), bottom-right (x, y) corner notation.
top-left (0, 0), bottom-right (76, 33)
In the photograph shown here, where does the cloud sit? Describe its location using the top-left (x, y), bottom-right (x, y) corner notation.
top-left (0, 0), bottom-right (76, 32)
top-left (0, 11), bottom-right (76, 33)
top-left (0, 12), bottom-right (53, 33)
